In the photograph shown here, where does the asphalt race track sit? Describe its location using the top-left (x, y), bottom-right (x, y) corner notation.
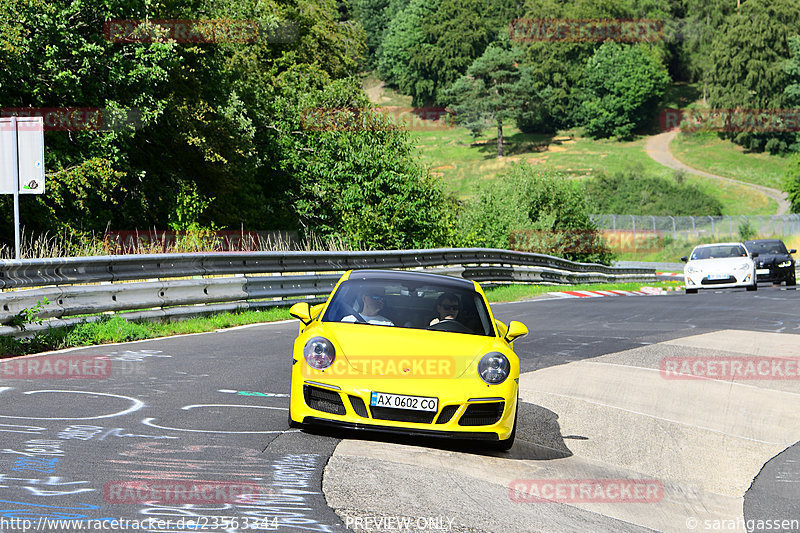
top-left (0, 285), bottom-right (798, 533)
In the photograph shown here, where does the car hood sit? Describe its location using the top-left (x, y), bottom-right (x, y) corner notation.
top-left (686, 257), bottom-right (753, 272)
top-left (313, 322), bottom-right (503, 379)
top-left (754, 253), bottom-right (791, 265)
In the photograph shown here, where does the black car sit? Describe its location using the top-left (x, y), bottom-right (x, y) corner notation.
top-left (742, 239), bottom-right (796, 286)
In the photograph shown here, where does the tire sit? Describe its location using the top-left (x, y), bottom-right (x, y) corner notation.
top-left (787, 273), bottom-right (796, 287)
top-left (491, 401), bottom-right (517, 452)
top-left (746, 282), bottom-right (757, 291)
top-left (685, 288), bottom-right (698, 294)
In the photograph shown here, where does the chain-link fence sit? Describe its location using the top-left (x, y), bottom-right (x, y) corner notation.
top-left (590, 214), bottom-right (800, 240)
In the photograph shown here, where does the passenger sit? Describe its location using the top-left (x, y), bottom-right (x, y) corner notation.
top-left (342, 288), bottom-right (394, 326)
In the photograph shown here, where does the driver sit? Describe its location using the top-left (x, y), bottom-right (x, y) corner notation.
top-left (429, 292), bottom-right (460, 326)
top-left (342, 287), bottom-right (394, 326)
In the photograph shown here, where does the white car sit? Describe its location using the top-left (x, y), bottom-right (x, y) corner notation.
top-left (681, 242), bottom-right (757, 294)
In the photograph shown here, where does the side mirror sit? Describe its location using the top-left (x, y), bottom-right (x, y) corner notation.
top-left (289, 302), bottom-right (312, 325)
top-left (789, 249), bottom-right (796, 254)
top-left (680, 256), bottom-right (688, 263)
top-left (751, 252), bottom-right (759, 258)
top-left (505, 321), bottom-right (528, 343)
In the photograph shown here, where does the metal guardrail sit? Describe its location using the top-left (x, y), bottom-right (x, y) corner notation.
top-left (0, 248), bottom-right (656, 336)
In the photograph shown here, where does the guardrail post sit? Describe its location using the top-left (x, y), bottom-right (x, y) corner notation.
top-left (668, 216), bottom-right (676, 239)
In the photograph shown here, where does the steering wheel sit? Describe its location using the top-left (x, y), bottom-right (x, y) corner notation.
top-left (427, 319), bottom-right (472, 334)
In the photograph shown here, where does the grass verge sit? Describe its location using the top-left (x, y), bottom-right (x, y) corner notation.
top-left (0, 307), bottom-right (292, 358)
top-left (483, 280), bottom-right (682, 303)
top-left (0, 280), bottom-right (681, 358)
top-left (670, 132), bottom-right (791, 191)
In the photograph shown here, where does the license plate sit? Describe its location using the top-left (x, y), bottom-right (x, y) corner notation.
top-left (707, 273), bottom-right (730, 280)
top-left (756, 268), bottom-right (769, 275)
top-left (370, 392), bottom-right (438, 412)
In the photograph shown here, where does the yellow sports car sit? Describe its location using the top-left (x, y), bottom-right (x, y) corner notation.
top-left (288, 269), bottom-right (528, 450)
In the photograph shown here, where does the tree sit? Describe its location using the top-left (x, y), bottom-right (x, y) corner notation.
top-left (785, 153), bottom-right (800, 213)
top-left (456, 165), bottom-right (614, 264)
top-left (680, 0), bottom-right (736, 102)
top-left (707, 0), bottom-right (800, 153)
top-left (351, 0), bottom-right (409, 67)
top-left (514, 0), bottom-right (677, 133)
top-left (444, 39), bottom-right (537, 157)
top-left (377, 0), bottom-right (516, 105)
top-left (272, 73), bottom-right (455, 249)
top-left (577, 42), bottom-right (670, 139)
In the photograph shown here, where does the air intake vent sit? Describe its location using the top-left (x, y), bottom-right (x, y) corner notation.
top-left (458, 402), bottom-right (504, 426)
top-left (436, 405), bottom-right (459, 424)
top-left (303, 385), bottom-right (345, 415)
top-left (349, 395), bottom-right (369, 418)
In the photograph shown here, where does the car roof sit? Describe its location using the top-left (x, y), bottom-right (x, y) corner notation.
top-left (693, 242), bottom-right (743, 248)
top-left (743, 239), bottom-right (783, 244)
top-left (348, 269), bottom-right (476, 289)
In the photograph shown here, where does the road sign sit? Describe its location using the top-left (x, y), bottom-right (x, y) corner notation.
top-left (0, 116), bottom-right (45, 194)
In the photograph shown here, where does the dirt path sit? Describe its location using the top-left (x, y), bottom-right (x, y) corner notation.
top-left (644, 130), bottom-right (790, 215)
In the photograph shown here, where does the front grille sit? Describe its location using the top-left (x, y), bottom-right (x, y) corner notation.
top-left (701, 276), bottom-right (735, 285)
top-left (349, 395), bottom-right (369, 418)
top-left (303, 385), bottom-right (345, 415)
top-left (371, 407), bottom-right (436, 424)
top-left (436, 405), bottom-right (460, 424)
top-left (458, 402), bottom-right (505, 426)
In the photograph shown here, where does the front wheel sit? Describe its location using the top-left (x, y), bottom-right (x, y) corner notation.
top-left (787, 273), bottom-right (796, 287)
top-left (746, 283), bottom-right (757, 292)
top-left (685, 288), bottom-right (698, 294)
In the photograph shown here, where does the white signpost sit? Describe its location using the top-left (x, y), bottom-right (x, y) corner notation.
top-left (0, 116), bottom-right (45, 259)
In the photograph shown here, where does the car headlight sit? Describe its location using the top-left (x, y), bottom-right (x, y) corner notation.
top-left (303, 337), bottom-right (335, 370)
top-left (778, 260), bottom-right (792, 268)
top-left (735, 263), bottom-right (751, 271)
top-left (478, 352), bottom-right (510, 384)
top-left (686, 265), bottom-right (700, 274)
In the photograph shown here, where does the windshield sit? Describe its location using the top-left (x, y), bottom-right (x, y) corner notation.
top-left (321, 279), bottom-right (495, 336)
top-left (745, 241), bottom-right (788, 255)
top-left (690, 245), bottom-right (748, 260)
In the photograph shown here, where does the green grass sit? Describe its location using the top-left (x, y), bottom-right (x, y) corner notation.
top-left (410, 125), bottom-right (774, 214)
top-left (483, 279), bottom-right (683, 302)
top-left (670, 132), bottom-right (791, 191)
top-left (371, 78), bottom-right (779, 215)
top-left (0, 307), bottom-right (292, 358)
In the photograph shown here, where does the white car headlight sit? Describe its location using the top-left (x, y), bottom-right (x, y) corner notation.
top-left (478, 352), bottom-right (510, 384)
top-left (735, 263), bottom-right (751, 271)
top-left (778, 260), bottom-right (792, 268)
top-left (303, 337), bottom-right (336, 369)
top-left (686, 265), bottom-right (700, 274)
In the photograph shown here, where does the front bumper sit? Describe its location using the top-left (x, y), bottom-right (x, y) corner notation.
top-left (755, 265), bottom-right (795, 283)
top-left (684, 270), bottom-right (754, 289)
top-left (290, 374), bottom-right (518, 441)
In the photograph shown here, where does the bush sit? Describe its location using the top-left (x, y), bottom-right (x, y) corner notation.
top-left (455, 165), bottom-right (614, 264)
top-left (577, 42), bottom-right (670, 139)
top-left (584, 166), bottom-right (724, 216)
